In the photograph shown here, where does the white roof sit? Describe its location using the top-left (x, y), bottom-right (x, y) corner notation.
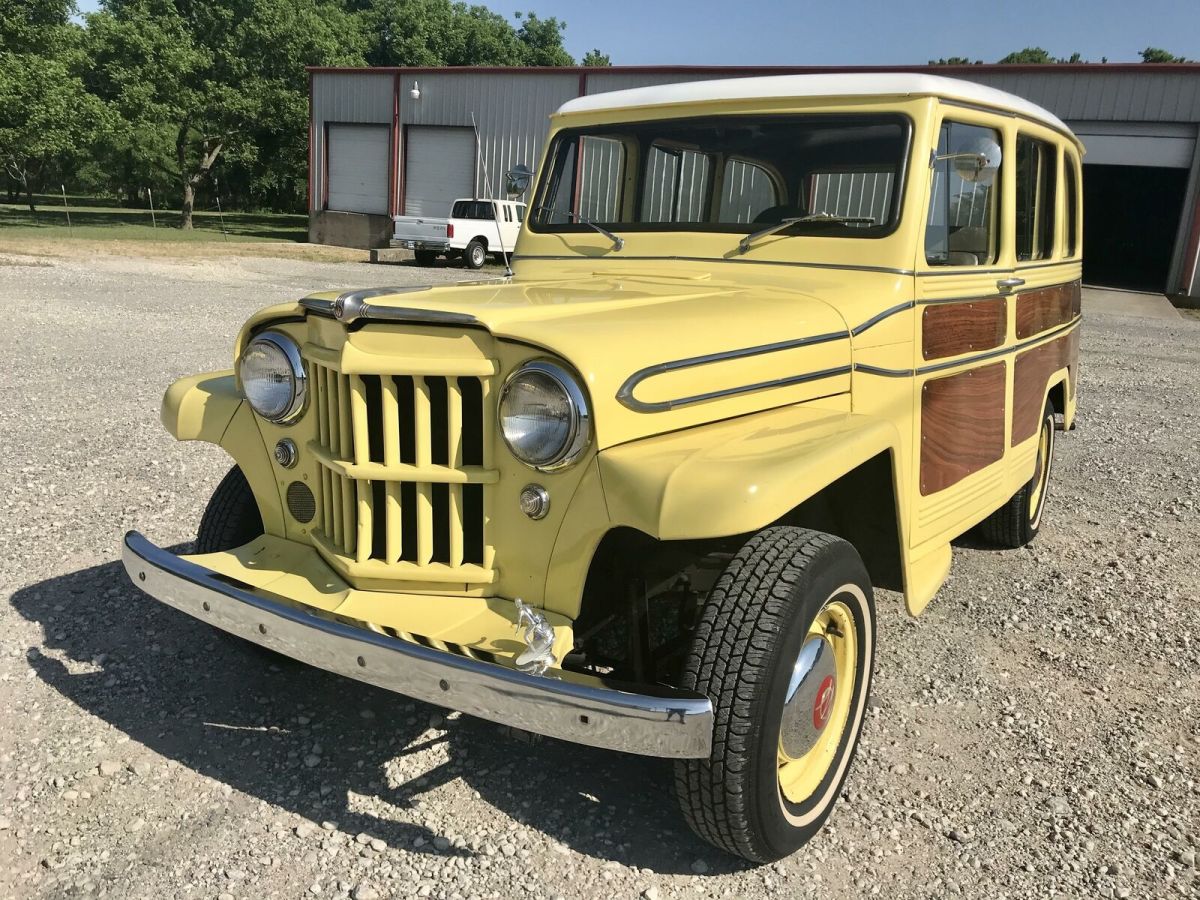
top-left (556, 73), bottom-right (1075, 140)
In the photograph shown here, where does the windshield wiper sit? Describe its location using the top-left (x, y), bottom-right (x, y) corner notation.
top-left (737, 213), bottom-right (876, 254)
top-left (535, 206), bottom-right (624, 251)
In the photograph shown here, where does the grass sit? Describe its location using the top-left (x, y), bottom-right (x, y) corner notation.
top-left (0, 198), bottom-right (308, 243)
top-left (0, 194), bottom-right (368, 262)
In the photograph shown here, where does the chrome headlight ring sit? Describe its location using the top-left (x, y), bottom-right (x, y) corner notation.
top-left (498, 360), bottom-right (591, 472)
top-left (238, 331), bottom-right (307, 425)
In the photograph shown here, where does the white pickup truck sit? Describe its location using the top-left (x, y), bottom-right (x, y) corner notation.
top-left (392, 198), bottom-right (526, 269)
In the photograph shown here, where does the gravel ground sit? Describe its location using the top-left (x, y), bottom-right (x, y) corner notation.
top-left (0, 250), bottom-right (1197, 900)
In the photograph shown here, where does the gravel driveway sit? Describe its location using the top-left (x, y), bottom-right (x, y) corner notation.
top-left (0, 250), bottom-right (1196, 900)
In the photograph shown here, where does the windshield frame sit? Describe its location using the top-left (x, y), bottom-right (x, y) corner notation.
top-left (528, 111), bottom-right (914, 242)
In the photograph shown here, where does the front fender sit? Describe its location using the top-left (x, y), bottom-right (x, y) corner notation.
top-left (599, 403), bottom-right (903, 541)
top-left (161, 371), bottom-right (284, 536)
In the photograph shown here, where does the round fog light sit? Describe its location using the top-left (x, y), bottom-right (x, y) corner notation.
top-left (274, 438), bottom-right (298, 468)
top-left (519, 484), bottom-right (550, 520)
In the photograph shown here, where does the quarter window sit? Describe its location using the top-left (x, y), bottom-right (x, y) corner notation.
top-left (1065, 155), bottom-right (1079, 257)
top-left (1016, 135), bottom-right (1057, 261)
top-left (925, 122), bottom-right (1000, 266)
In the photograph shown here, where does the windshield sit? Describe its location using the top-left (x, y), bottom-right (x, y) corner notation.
top-left (530, 113), bottom-right (910, 240)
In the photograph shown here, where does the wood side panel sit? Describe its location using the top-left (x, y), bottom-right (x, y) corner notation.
top-left (922, 298), bottom-right (1007, 360)
top-left (1016, 280), bottom-right (1081, 339)
top-left (1012, 328), bottom-right (1080, 445)
top-left (920, 362), bottom-right (1006, 496)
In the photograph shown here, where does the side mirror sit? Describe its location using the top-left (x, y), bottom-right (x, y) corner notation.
top-left (505, 164), bottom-right (534, 198)
top-left (933, 138), bottom-right (1002, 185)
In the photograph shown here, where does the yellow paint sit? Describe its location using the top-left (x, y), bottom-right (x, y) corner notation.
top-left (156, 85), bottom-right (1083, 658)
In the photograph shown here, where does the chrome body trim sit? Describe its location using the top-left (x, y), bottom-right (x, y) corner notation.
top-left (616, 331), bottom-right (849, 412)
top-left (301, 291), bottom-right (480, 328)
top-left (122, 532), bottom-right (714, 759)
top-left (511, 254), bottom-right (916, 277)
top-left (850, 300), bottom-right (916, 336)
top-left (853, 317), bottom-right (1081, 378)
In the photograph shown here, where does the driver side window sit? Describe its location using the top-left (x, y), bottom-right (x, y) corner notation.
top-left (925, 122), bottom-right (1001, 266)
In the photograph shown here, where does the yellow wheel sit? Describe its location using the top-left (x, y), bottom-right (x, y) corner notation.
top-left (1028, 409), bottom-right (1055, 530)
top-left (675, 527), bottom-right (875, 862)
top-left (980, 397), bottom-right (1057, 548)
top-left (777, 599), bottom-right (858, 805)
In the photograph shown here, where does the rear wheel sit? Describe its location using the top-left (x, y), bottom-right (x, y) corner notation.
top-left (675, 527), bottom-right (875, 862)
top-left (463, 239), bottom-right (486, 269)
top-left (413, 249), bottom-right (439, 266)
top-left (979, 397), bottom-right (1056, 548)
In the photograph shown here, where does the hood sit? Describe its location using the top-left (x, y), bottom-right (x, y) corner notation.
top-left (303, 275), bottom-right (853, 447)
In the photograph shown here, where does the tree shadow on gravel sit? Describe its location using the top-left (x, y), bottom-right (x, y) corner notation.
top-left (11, 556), bottom-right (740, 875)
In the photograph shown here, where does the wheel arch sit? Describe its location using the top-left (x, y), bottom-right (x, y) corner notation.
top-left (582, 405), bottom-right (910, 612)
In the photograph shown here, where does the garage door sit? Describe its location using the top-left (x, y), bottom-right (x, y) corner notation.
top-left (1070, 122), bottom-right (1196, 169)
top-left (404, 127), bottom-right (476, 217)
top-left (327, 124), bottom-right (390, 215)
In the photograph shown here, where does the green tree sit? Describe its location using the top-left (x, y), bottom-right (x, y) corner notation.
top-left (0, 0), bottom-right (111, 208)
top-left (581, 48), bottom-right (611, 66)
top-left (1141, 47), bottom-right (1189, 63)
top-left (927, 56), bottom-right (981, 65)
top-left (86, 0), bottom-right (364, 226)
top-left (513, 10), bottom-right (572, 66)
top-left (998, 47), bottom-right (1056, 64)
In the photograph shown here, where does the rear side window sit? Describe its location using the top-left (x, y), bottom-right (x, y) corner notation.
top-left (925, 121), bottom-right (1001, 266)
top-left (1016, 135), bottom-right (1057, 261)
top-left (1065, 155), bottom-right (1079, 257)
top-left (452, 200), bottom-right (495, 220)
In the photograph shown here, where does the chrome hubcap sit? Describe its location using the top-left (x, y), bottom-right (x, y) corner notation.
top-left (778, 635), bottom-right (838, 762)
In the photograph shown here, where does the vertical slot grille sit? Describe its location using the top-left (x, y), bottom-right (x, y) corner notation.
top-left (306, 358), bottom-right (492, 582)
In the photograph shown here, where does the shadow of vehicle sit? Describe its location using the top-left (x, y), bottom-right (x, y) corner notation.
top-left (11, 554), bottom-right (738, 874)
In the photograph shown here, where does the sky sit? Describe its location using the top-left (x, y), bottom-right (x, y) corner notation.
top-left (72, 0), bottom-right (1200, 67)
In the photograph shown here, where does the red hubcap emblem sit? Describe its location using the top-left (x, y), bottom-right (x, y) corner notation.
top-left (812, 675), bottom-right (836, 729)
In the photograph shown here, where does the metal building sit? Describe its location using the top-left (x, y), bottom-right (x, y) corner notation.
top-left (308, 63), bottom-right (1200, 297)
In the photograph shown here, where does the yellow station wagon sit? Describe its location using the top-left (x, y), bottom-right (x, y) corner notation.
top-left (124, 73), bottom-right (1082, 861)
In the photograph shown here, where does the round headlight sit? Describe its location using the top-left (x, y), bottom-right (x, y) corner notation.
top-left (499, 361), bottom-right (590, 471)
top-left (238, 332), bottom-right (306, 424)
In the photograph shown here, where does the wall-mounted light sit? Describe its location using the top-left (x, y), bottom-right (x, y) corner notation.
top-left (409, 81), bottom-right (421, 101)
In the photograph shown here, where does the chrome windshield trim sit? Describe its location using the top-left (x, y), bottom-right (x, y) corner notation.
top-left (122, 531), bottom-right (713, 759)
top-left (617, 331), bottom-right (850, 412)
top-left (512, 254), bottom-right (916, 277)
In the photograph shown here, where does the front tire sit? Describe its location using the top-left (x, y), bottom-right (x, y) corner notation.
top-left (675, 527), bottom-right (875, 862)
top-left (979, 397), bottom-right (1056, 548)
top-left (197, 466), bottom-right (263, 553)
top-left (463, 238), bottom-right (486, 269)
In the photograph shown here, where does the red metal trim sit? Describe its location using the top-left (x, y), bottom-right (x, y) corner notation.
top-left (1182, 193), bottom-right (1200, 293)
top-left (306, 63), bottom-right (1200, 76)
top-left (578, 71), bottom-right (588, 96)
top-left (388, 72), bottom-right (400, 217)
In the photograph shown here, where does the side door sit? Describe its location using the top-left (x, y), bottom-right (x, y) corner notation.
top-left (911, 111), bottom-right (1014, 548)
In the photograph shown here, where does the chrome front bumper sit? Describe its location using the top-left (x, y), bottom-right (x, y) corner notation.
top-left (122, 532), bottom-right (713, 759)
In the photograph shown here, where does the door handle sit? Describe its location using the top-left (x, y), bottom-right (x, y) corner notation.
top-left (996, 277), bottom-right (1025, 293)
